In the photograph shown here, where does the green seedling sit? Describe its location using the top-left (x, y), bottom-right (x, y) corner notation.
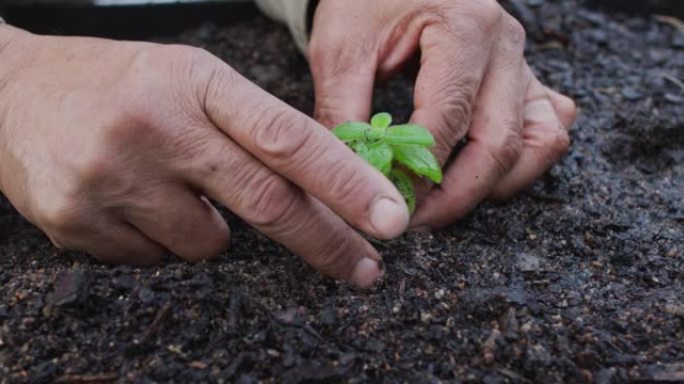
top-left (333, 112), bottom-right (443, 213)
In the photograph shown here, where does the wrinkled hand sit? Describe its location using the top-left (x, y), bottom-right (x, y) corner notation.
top-left (309, 0), bottom-right (578, 229)
top-left (0, 26), bottom-right (410, 287)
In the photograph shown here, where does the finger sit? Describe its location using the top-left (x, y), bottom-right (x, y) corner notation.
top-left (122, 185), bottom-right (230, 262)
top-left (202, 67), bottom-right (408, 239)
top-left (49, 215), bottom-right (166, 266)
top-left (310, 42), bottom-right (377, 128)
top-left (546, 87), bottom-right (578, 130)
top-left (411, 17), bottom-right (529, 230)
top-left (407, 21), bottom-right (495, 204)
top-left (409, 17), bottom-right (498, 166)
top-left (309, 7), bottom-right (378, 128)
top-left (178, 129), bottom-right (384, 288)
top-left (489, 81), bottom-right (575, 200)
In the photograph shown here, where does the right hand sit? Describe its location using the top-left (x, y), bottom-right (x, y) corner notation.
top-left (0, 26), bottom-right (409, 287)
top-left (309, 0), bottom-right (576, 230)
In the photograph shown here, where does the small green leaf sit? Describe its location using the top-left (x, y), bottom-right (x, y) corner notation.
top-left (384, 124), bottom-right (435, 146)
top-left (393, 145), bottom-right (443, 184)
top-left (333, 122), bottom-right (370, 142)
top-left (353, 142), bottom-right (393, 176)
top-left (366, 127), bottom-right (385, 141)
top-left (389, 169), bottom-right (416, 213)
top-left (370, 112), bottom-right (393, 130)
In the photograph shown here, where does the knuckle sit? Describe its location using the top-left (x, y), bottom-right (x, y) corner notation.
top-left (431, 124), bottom-right (457, 163)
top-left (465, 0), bottom-right (503, 33)
top-left (502, 15), bottom-right (527, 54)
top-left (311, 229), bottom-right (357, 277)
top-left (414, 74), bottom-right (478, 162)
top-left (72, 152), bottom-right (113, 188)
top-left (434, 113), bottom-right (466, 160)
top-left (441, 75), bottom-right (478, 122)
top-left (107, 90), bottom-right (160, 140)
top-left (167, 44), bottom-right (214, 62)
top-left (446, 0), bottom-right (503, 41)
top-left (141, 44), bottom-right (214, 73)
top-left (313, 99), bottom-right (341, 127)
top-left (125, 43), bottom-right (221, 117)
top-left (202, 62), bottom-right (241, 113)
top-left (480, 0), bottom-right (504, 25)
top-left (308, 39), bottom-right (334, 72)
top-left (38, 194), bottom-right (87, 236)
top-left (484, 130), bottom-right (523, 176)
top-left (251, 106), bottom-right (315, 163)
top-left (321, 159), bottom-right (374, 214)
top-left (102, 118), bottom-right (144, 144)
top-left (239, 174), bottom-right (299, 229)
top-left (165, 128), bottom-right (215, 164)
top-left (309, 33), bottom-right (375, 78)
top-left (428, 73), bottom-right (478, 126)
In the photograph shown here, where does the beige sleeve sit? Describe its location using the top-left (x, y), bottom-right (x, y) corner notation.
top-left (255, 0), bottom-right (311, 56)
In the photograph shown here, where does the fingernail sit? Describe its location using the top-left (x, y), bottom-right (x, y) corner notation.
top-left (350, 258), bottom-right (382, 288)
top-left (370, 197), bottom-right (409, 238)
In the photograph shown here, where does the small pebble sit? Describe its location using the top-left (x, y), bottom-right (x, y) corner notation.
top-left (664, 93), bottom-right (683, 104)
top-left (622, 87), bottom-right (644, 101)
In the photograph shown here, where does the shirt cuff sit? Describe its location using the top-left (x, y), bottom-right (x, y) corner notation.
top-left (255, 0), bottom-right (311, 57)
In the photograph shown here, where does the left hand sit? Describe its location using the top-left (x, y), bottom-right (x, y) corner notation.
top-left (308, 0), bottom-right (577, 230)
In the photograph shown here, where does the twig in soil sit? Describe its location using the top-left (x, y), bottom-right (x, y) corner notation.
top-left (660, 73), bottom-right (684, 93)
top-left (141, 301), bottom-right (172, 343)
top-left (270, 311), bottom-right (355, 352)
top-left (228, 292), bottom-right (241, 328)
top-left (524, 191), bottom-right (569, 204)
top-left (496, 368), bottom-right (533, 384)
top-left (654, 15), bottom-right (684, 34)
top-left (398, 278), bottom-right (406, 303)
top-left (55, 372), bottom-right (118, 383)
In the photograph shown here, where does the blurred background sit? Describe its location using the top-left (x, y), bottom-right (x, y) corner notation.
top-left (0, 0), bottom-right (681, 40)
top-left (0, 0), bottom-right (257, 39)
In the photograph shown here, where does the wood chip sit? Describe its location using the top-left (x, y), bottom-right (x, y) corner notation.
top-left (654, 15), bottom-right (684, 34)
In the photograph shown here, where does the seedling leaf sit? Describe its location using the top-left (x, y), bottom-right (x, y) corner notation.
top-left (353, 142), bottom-right (393, 176)
top-left (393, 145), bottom-right (443, 184)
top-left (333, 113), bottom-right (444, 217)
top-left (333, 122), bottom-right (371, 142)
top-left (366, 127), bottom-right (385, 141)
top-left (371, 112), bottom-right (393, 130)
top-left (385, 124), bottom-right (436, 146)
top-left (390, 169), bottom-right (416, 213)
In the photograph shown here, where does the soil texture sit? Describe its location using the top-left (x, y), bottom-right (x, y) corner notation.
top-left (1, 0), bottom-right (683, 382)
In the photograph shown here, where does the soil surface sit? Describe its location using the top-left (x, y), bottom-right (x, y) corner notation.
top-left (1, 1), bottom-right (683, 383)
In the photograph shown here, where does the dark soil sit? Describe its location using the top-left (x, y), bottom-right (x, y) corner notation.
top-left (1, 1), bottom-right (683, 383)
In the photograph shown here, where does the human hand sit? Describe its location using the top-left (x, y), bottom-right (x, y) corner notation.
top-left (309, 0), bottom-right (577, 229)
top-left (0, 26), bottom-right (410, 287)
